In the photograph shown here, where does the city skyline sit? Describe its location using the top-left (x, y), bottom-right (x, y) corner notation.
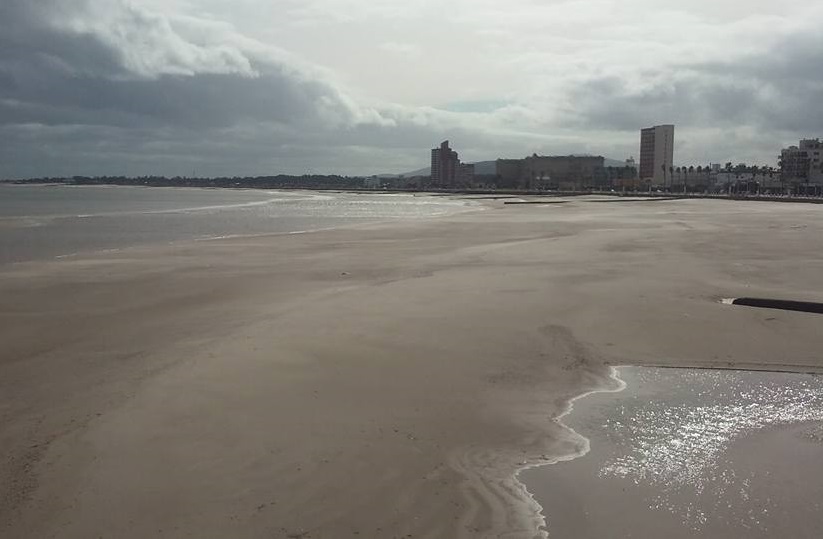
top-left (2, 1), bottom-right (822, 178)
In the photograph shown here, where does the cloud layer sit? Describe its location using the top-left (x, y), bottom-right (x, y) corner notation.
top-left (1, 0), bottom-right (822, 177)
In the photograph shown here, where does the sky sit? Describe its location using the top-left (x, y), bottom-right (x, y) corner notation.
top-left (1, 0), bottom-right (822, 178)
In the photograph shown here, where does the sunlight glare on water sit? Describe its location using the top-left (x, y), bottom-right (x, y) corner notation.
top-left (599, 368), bottom-right (823, 528)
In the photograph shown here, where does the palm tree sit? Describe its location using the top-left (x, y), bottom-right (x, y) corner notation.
top-left (751, 165), bottom-right (759, 195)
top-left (766, 165), bottom-right (776, 195)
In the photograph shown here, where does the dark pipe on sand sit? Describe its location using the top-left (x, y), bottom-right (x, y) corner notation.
top-left (732, 298), bottom-right (823, 314)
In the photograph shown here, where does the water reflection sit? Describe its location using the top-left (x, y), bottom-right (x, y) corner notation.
top-left (601, 369), bottom-right (823, 525)
top-left (524, 367), bottom-right (823, 538)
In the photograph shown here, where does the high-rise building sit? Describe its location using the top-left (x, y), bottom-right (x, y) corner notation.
top-left (639, 125), bottom-right (675, 186)
top-left (780, 138), bottom-right (823, 185)
top-left (431, 140), bottom-right (459, 188)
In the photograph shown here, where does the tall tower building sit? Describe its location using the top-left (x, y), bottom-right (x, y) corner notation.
top-left (431, 140), bottom-right (459, 188)
top-left (639, 125), bottom-right (675, 186)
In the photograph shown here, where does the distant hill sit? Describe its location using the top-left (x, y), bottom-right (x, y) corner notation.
top-left (381, 157), bottom-right (629, 178)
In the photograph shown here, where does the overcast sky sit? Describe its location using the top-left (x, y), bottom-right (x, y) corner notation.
top-left (2, 0), bottom-right (822, 178)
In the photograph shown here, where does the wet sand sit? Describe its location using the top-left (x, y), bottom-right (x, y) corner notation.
top-left (2, 197), bottom-right (823, 538)
top-left (522, 367), bottom-right (823, 538)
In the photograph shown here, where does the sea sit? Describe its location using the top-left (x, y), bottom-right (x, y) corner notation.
top-left (0, 184), bottom-right (474, 265)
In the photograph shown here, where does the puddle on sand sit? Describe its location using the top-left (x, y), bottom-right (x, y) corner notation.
top-left (522, 367), bottom-right (823, 539)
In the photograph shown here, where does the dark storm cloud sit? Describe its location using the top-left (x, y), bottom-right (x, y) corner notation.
top-left (0, 3), bottom-right (125, 81)
top-left (569, 30), bottom-right (823, 133)
top-left (0, 0), bottom-right (406, 177)
top-left (0, 69), bottom-right (346, 129)
top-left (568, 75), bottom-right (760, 130)
top-left (0, 0), bottom-right (367, 130)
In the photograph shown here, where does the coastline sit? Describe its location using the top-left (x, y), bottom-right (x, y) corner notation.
top-left (3, 197), bottom-right (823, 538)
top-left (509, 365), bottom-right (627, 538)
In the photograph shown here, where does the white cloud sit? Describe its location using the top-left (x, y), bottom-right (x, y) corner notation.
top-left (1, 0), bottom-right (822, 177)
top-left (378, 42), bottom-right (421, 58)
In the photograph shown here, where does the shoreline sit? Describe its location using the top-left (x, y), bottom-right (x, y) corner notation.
top-left (3, 198), bottom-right (823, 537)
top-left (512, 365), bottom-right (628, 538)
top-left (7, 180), bottom-right (823, 205)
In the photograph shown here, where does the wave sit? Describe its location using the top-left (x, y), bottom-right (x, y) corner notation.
top-left (3, 195), bottom-right (300, 223)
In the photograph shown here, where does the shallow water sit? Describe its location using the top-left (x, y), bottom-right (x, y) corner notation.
top-left (0, 185), bottom-right (473, 264)
top-left (523, 367), bottom-right (823, 538)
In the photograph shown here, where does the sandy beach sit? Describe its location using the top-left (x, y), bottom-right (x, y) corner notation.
top-left (3, 197), bottom-right (823, 538)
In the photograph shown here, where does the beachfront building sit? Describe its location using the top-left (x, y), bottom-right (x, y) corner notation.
top-left (639, 125), bottom-right (675, 187)
top-left (430, 141), bottom-right (477, 188)
top-left (431, 140), bottom-right (460, 188)
top-left (495, 159), bottom-right (524, 188)
top-left (495, 155), bottom-right (605, 190)
top-left (524, 155), bottom-right (605, 190)
top-left (671, 166), bottom-right (714, 191)
top-left (780, 139), bottom-right (823, 190)
top-left (606, 163), bottom-right (640, 190)
top-left (457, 163), bottom-right (475, 187)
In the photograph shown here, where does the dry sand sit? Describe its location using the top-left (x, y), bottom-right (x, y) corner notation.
top-left (2, 197), bottom-right (823, 538)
